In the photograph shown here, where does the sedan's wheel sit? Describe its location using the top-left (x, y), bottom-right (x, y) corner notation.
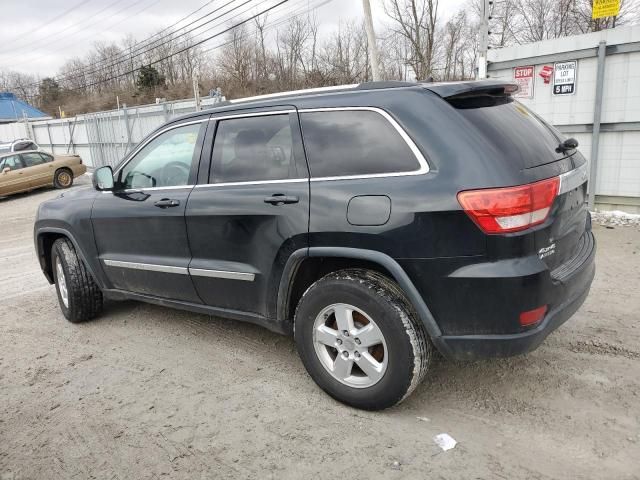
top-left (51, 238), bottom-right (103, 322)
top-left (295, 269), bottom-right (432, 410)
top-left (54, 169), bottom-right (73, 189)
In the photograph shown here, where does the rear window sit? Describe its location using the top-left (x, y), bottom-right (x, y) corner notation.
top-left (300, 110), bottom-right (420, 178)
top-left (210, 114), bottom-right (304, 183)
top-left (447, 96), bottom-right (567, 168)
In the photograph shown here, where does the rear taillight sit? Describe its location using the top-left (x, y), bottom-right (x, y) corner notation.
top-left (457, 177), bottom-right (559, 234)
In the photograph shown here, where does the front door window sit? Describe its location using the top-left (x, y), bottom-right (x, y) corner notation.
top-left (118, 123), bottom-right (202, 189)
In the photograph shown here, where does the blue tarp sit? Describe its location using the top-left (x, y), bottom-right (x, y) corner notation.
top-left (0, 92), bottom-right (48, 123)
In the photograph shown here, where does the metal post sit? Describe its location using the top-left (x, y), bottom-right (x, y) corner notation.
top-left (362, 0), bottom-right (382, 81)
top-left (193, 74), bottom-right (201, 112)
top-left (67, 119), bottom-right (76, 154)
top-left (162, 102), bottom-right (170, 122)
top-left (46, 122), bottom-right (53, 154)
top-left (477, 0), bottom-right (491, 79)
top-left (122, 104), bottom-right (132, 153)
top-left (589, 40), bottom-right (607, 210)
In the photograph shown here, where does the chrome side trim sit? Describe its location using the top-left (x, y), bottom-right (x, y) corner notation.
top-left (298, 107), bottom-right (430, 181)
top-left (188, 268), bottom-right (255, 281)
top-left (103, 259), bottom-right (188, 275)
top-left (210, 110), bottom-right (295, 121)
top-left (194, 178), bottom-right (307, 189)
top-left (114, 118), bottom-right (208, 176)
top-left (559, 162), bottom-right (588, 195)
top-left (228, 85), bottom-right (359, 104)
top-left (102, 259), bottom-right (256, 281)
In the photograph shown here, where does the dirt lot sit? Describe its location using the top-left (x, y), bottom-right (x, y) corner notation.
top-left (1, 178), bottom-right (639, 480)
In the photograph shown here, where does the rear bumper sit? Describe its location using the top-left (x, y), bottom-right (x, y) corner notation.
top-left (434, 230), bottom-right (596, 360)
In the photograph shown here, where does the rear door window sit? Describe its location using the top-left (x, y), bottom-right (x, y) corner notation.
top-left (22, 152), bottom-right (47, 167)
top-left (299, 109), bottom-right (420, 178)
top-left (209, 114), bottom-right (304, 183)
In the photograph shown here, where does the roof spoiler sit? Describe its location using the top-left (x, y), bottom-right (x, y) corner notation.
top-left (421, 80), bottom-right (520, 99)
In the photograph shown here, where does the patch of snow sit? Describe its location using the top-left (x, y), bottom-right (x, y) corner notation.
top-left (591, 210), bottom-right (640, 227)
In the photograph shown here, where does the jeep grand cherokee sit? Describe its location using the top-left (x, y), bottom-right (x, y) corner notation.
top-left (34, 81), bottom-right (595, 410)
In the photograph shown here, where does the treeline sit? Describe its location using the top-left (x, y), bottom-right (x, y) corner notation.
top-left (0, 0), bottom-right (637, 117)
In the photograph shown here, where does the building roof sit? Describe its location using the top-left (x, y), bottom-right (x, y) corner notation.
top-left (0, 92), bottom-right (48, 123)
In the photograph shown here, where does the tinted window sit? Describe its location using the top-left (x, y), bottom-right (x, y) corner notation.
top-left (210, 114), bottom-right (301, 183)
top-left (300, 110), bottom-right (420, 178)
top-left (39, 153), bottom-right (54, 162)
top-left (1, 155), bottom-right (24, 171)
top-left (119, 123), bottom-right (201, 189)
top-left (22, 152), bottom-right (47, 167)
top-left (447, 97), bottom-right (567, 167)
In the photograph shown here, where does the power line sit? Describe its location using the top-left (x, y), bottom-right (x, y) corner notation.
top-left (62, 0), bottom-right (289, 93)
top-left (8, 0), bottom-right (221, 73)
top-left (0, 0), bottom-right (95, 52)
top-left (4, 0), bottom-right (159, 67)
top-left (25, 0), bottom-right (262, 90)
top-left (200, 0), bottom-right (332, 56)
top-left (51, 0), bottom-right (257, 87)
top-left (1, 0), bottom-right (130, 55)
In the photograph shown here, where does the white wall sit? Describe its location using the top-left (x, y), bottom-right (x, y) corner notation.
top-left (488, 25), bottom-right (640, 201)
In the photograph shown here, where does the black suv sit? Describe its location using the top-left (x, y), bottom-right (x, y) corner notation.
top-left (34, 81), bottom-right (595, 410)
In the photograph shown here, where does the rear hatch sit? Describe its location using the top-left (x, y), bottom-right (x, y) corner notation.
top-left (425, 81), bottom-right (589, 271)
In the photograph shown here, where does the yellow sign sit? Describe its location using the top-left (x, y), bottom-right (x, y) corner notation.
top-left (592, 0), bottom-right (620, 18)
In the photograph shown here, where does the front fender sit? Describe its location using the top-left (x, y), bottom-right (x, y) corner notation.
top-left (34, 187), bottom-right (109, 288)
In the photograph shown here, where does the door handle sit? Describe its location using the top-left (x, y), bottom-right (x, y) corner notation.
top-left (264, 194), bottom-right (299, 205)
top-left (154, 198), bottom-right (180, 208)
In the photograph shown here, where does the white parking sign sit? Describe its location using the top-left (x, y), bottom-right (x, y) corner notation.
top-left (553, 61), bottom-right (577, 95)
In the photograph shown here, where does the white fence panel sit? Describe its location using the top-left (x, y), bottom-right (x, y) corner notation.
top-left (0, 95), bottom-right (224, 167)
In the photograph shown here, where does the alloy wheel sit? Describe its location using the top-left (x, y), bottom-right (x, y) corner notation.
top-left (312, 303), bottom-right (388, 388)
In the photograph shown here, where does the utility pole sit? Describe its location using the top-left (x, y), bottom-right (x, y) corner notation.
top-left (362, 0), bottom-right (382, 82)
top-left (477, 0), bottom-right (491, 79)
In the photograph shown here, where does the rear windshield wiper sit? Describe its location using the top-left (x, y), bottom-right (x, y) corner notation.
top-left (556, 137), bottom-right (578, 153)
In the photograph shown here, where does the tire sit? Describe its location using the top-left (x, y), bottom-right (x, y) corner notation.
top-left (294, 269), bottom-right (432, 410)
top-left (51, 238), bottom-right (103, 323)
top-left (54, 168), bottom-right (74, 189)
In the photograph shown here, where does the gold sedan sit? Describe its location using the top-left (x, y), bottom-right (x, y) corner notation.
top-left (0, 151), bottom-right (87, 197)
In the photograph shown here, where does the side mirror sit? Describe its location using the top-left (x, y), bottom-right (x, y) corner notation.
top-left (2, 167), bottom-right (10, 174)
top-left (93, 166), bottom-right (114, 191)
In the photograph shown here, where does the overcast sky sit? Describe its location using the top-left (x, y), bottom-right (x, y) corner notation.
top-left (0, 0), bottom-right (466, 77)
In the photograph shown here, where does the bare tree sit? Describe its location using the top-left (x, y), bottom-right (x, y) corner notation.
top-left (384, 0), bottom-right (440, 80)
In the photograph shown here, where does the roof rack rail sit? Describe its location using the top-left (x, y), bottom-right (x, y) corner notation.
top-left (228, 84), bottom-right (359, 104)
top-left (356, 81), bottom-right (416, 90)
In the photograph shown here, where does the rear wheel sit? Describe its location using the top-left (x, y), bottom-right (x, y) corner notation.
top-left (52, 238), bottom-right (103, 322)
top-left (294, 269), bottom-right (432, 410)
top-left (54, 168), bottom-right (73, 189)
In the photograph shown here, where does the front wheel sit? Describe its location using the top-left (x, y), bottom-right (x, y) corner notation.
top-left (52, 238), bottom-right (103, 322)
top-left (294, 269), bottom-right (432, 410)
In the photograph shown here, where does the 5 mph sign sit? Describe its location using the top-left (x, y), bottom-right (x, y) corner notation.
top-left (553, 61), bottom-right (577, 95)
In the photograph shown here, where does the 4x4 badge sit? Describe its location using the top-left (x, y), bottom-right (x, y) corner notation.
top-left (539, 243), bottom-right (556, 259)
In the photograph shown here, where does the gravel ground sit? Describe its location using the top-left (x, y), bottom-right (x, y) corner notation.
top-left (1, 179), bottom-right (639, 480)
